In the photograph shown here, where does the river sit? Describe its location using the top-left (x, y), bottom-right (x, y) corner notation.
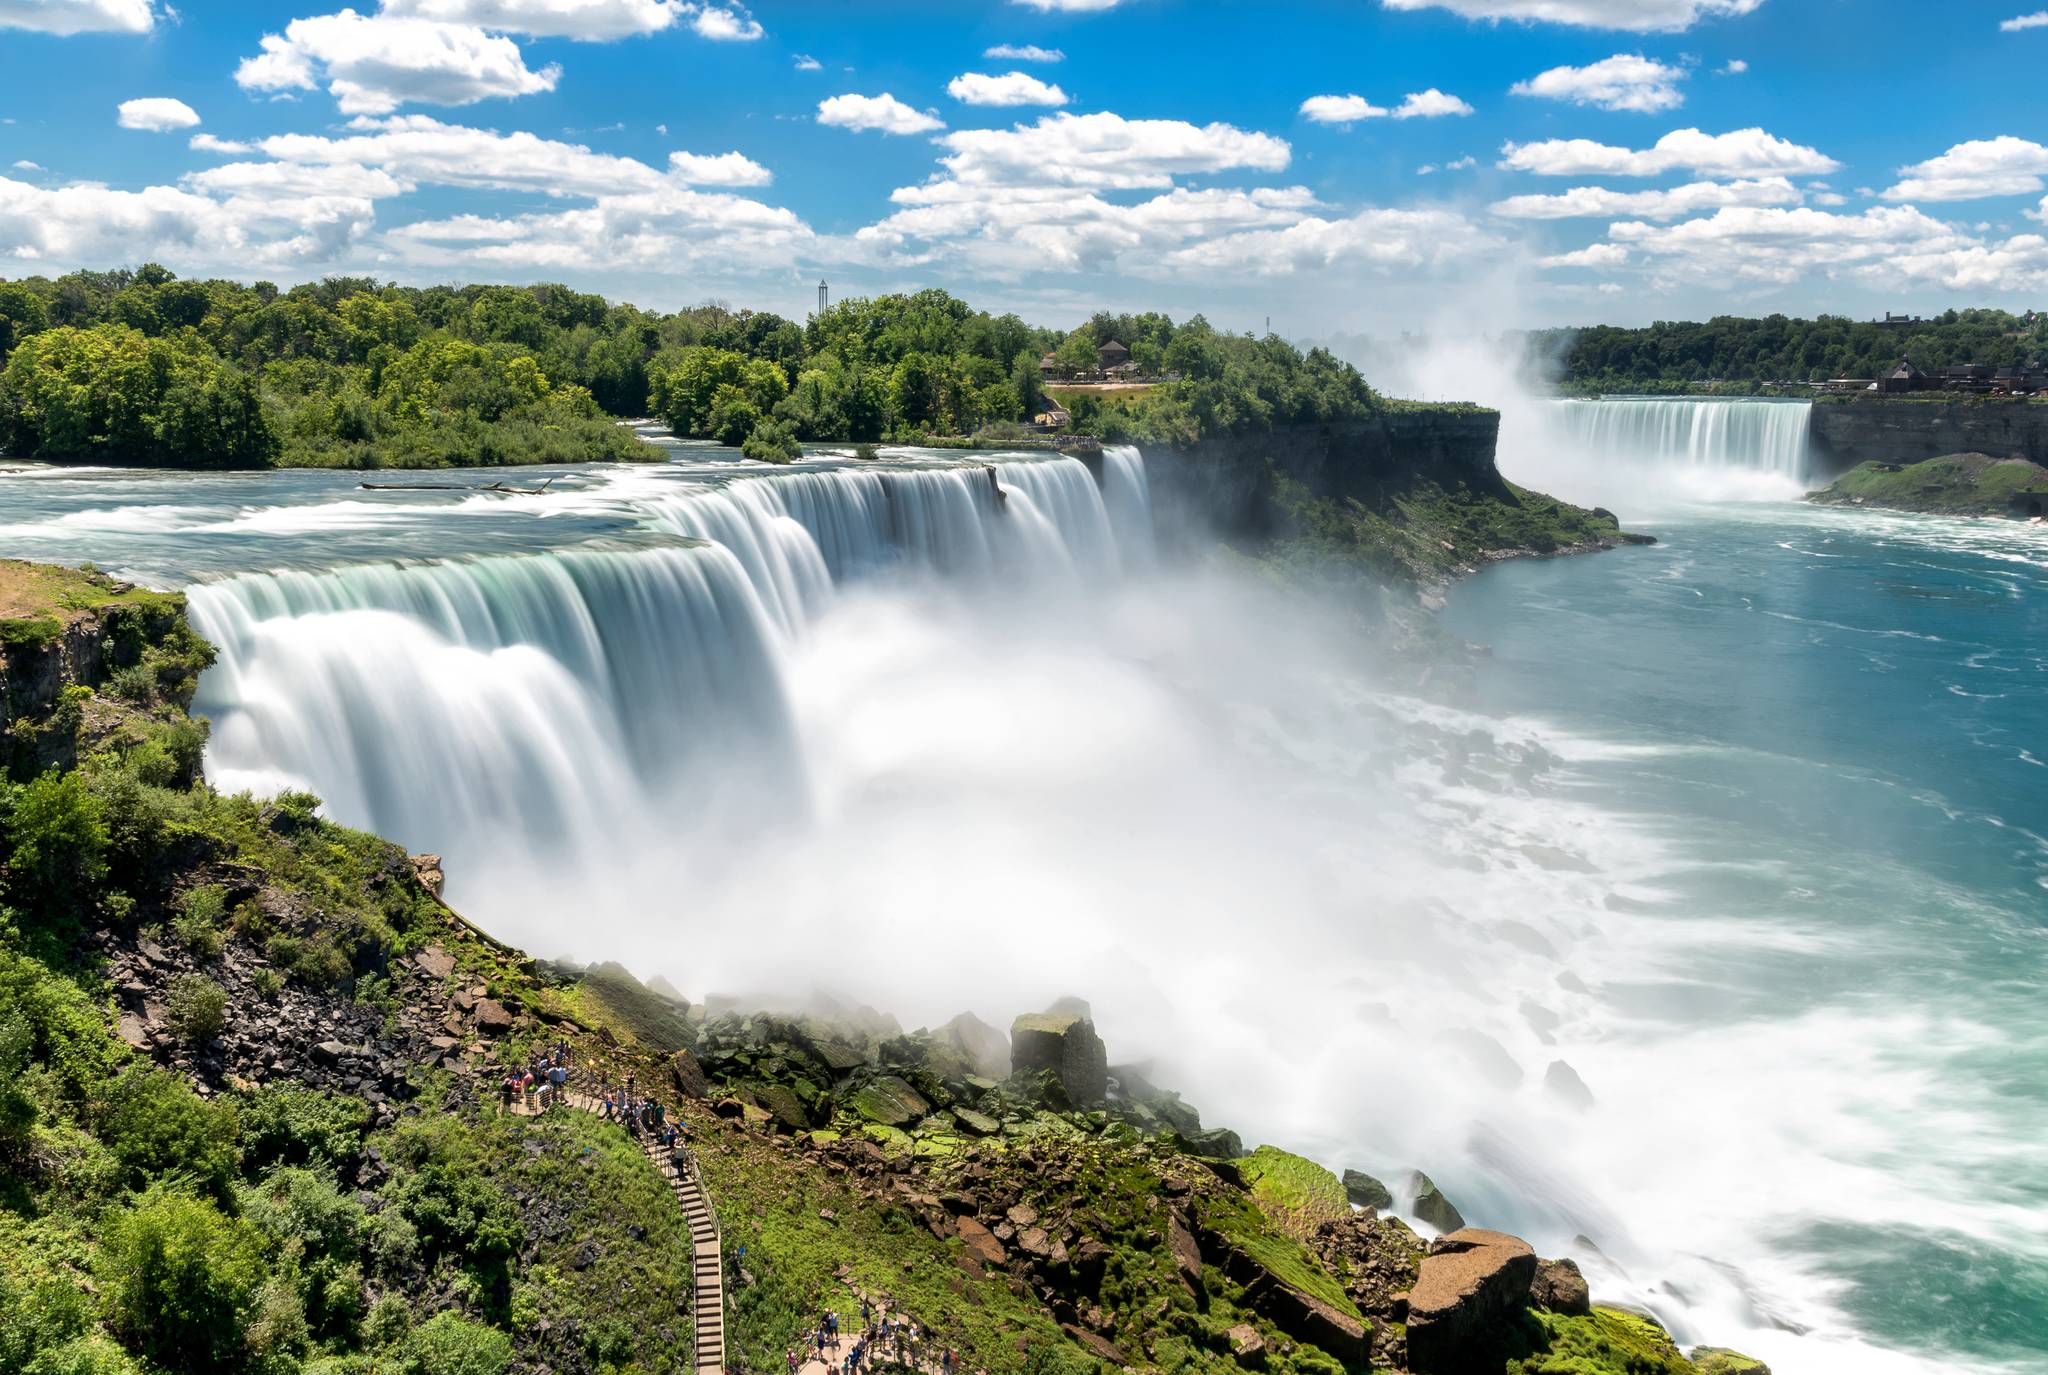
top-left (0, 410), bottom-right (2042, 1374)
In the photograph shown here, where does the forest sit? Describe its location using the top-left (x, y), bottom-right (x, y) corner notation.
top-left (1529, 308), bottom-right (2048, 393)
top-left (0, 268), bottom-right (1381, 469)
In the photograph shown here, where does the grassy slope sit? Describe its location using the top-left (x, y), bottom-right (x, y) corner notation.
top-left (1810, 453), bottom-right (2048, 517)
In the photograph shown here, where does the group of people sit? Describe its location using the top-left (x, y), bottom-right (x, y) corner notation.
top-left (499, 1040), bottom-right (575, 1114)
top-left (787, 1301), bottom-right (958, 1375)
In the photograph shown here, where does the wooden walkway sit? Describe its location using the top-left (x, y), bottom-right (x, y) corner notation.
top-left (519, 1077), bottom-right (726, 1374)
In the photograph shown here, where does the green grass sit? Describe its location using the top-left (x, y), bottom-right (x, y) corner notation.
top-left (1810, 454), bottom-right (2048, 517)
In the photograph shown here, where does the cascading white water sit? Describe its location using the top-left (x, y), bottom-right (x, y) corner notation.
top-left (1549, 397), bottom-right (1814, 478)
top-left (186, 454), bottom-right (1138, 884)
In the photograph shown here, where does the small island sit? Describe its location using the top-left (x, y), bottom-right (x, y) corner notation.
top-left (1809, 452), bottom-right (2048, 520)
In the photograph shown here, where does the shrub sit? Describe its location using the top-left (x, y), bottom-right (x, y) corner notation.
top-left (395, 1312), bottom-right (511, 1375)
top-left (164, 975), bottom-right (226, 1045)
top-left (741, 417), bottom-right (801, 463)
top-left (172, 886), bottom-right (227, 958)
top-left (0, 770), bottom-right (108, 937)
top-left (96, 1064), bottom-right (240, 1194)
top-left (252, 967), bottom-right (283, 1000)
top-left (362, 1294), bottom-right (412, 1349)
top-left (237, 1087), bottom-right (368, 1174)
top-left (96, 1189), bottom-right (268, 1375)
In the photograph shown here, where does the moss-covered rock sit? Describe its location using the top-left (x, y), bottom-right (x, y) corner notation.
top-left (849, 1074), bottom-right (929, 1128)
top-left (1809, 452), bottom-right (2048, 518)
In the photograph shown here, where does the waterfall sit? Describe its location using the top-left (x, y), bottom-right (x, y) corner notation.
top-left (185, 451), bottom-right (1152, 898)
top-left (1546, 398), bottom-right (1814, 480)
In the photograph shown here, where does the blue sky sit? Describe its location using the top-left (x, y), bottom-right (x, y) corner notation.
top-left (3, 0), bottom-right (2047, 334)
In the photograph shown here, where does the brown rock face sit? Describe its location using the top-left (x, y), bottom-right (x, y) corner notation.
top-left (1167, 1213), bottom-right (1206, 1298)
top-left (413, 944), bottom-right (455, 979)
top-left (956, 1216), bottom-right (1007, 1267)
top-left (411, 855), bottom-right (446, 898)
top-left (1227, 1323), bottom-right (1267, 1368)
top-left (670, 1047), bottom-right (709, 1098)
top-left (472, 998), bottom-right (514, 1034)
top-left (1531, 1256), bottom-right (1591, 1316)
top-left (1405, 1228), bottom-right (1538, 1374)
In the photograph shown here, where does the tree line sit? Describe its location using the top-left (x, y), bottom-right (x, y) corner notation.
top-left (0, 267), bottom-right (1387, 469)
top-left (1528, 308), bottom-right (2048, 393)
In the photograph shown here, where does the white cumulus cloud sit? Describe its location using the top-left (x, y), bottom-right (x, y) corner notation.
top-left (1883, 136), bottom-right (2048, 202)
top-left (667, 149), bottom-right (771, 186)
top-left (933, 112), bottom-right (1289, 191)
top-left (1158, 206), bottom-right (1499, 276)
top-left (1380, 0), bottom-right (1764, 32)
top-left (1301, 94), bottom-right (1389, 124)
top-left (376, 0), bottom-right (685, 38)
top-left (947, 71), bottom-right (1069, 107)
top-left (1501, 126), bottom-right (1838, 178)
top-left (1539, 242), bottom-right (1629, 268)
top-left (817, 93), bottom-right (944, 136)
top-left (0, 0), bottom-right (155, 34)
top-left (985, 43), bottom-right (1063, 62)
top-left (1491, 176), bottom-right (1802, 219)
top-left (117, 97), bottom-right (201, 131)
top-left (688, 4), bottom-right (759, 40)
top-left (2001, 11), bottom-right (2048, 30)
top-left (236, 10), bottom-right (561, 115)
top-left (190, 133), bottom-right (255, 154)
top-left (1009, 0), bottom-right (1125, 11)
top-left (1394, 88), bottom-right (1474, 118)
top-left (1511, 54), bottom-right (1686, 112)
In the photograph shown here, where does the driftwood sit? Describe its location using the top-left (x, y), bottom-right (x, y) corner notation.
top-left (360, 477), bottom-right (559, 496)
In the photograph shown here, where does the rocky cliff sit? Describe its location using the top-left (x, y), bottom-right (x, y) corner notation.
top-left (1809, 397), bottom-right (2048, 474)
top-left (1140, 408), bottom-right (1645, 585)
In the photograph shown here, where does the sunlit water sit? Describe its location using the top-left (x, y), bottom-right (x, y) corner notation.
top-left (0, 428), bottom-right (2042, 1375)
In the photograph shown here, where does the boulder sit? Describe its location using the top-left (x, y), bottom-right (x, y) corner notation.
top-left (938, 1012), bottom-right (1012, 1081)
top-left (955, 1216), bottom-right (1006, 1266)
top-left (1226, 1323), bottom-right (1267, 1368)
top-left (473, 999), bottom-right (514, 1035)
top-left (1407, 1171), bottom-right (1466, 1233)
top-left (1545, 1060), bottom-right (1595, 1111)
top-left (1404, 1228), bottom-right (1537, 1374)
top-left (749, 1083), bottom-right (810, 1133)
top-left (670, 1048), bottom-right (709, 1099)
top-left (849, 1075), bottom-right (929, 1128)
top-left (1254, 1284), bottom-right (1369, 1368)
top-left (1167, 1213), bottom-right (1205, 1298)
top-left (414, 945), bottom-right (456, 979)
top-left (1059, 1324), bottom-right (1125, 1365)
top-left (1009, 1012), bottom-right (1109, 1108)
top-left (1531, 1257), bottom-right (1590, 1316)
top-left (1691, 1348), bottom-right (1772, 1375)
top-left (951, 1106), bottom-right (1000, 1136)
top-left (1183, 1127), bottom-right (1244, 1160)
top-left (1343, 1169), bottom-right (1394, 1211)
top-left (411, 854), bottom-right (445, 898)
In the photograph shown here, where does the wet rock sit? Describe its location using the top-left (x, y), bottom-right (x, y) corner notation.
top-left (1545, 1060), bottom-right (1595, 1111)
top-left (1343, 1169), bottom-right (1394, 1211)
top-left (849, 1075), bottom-right (929, 1128)
top-left (1439, 1029), bottom-right (1523, 1089)
top-left (1408, 1172), bottom-right (1466, 1234)
top-left (938, 1012), bottom-right (1011, 1081)
top-left (1009, 1011), bottom-right (1109, 1109)
top-left (1531, 1257), bottom-right (1590, 1316)
top-left (951, 1106), bottom-right (1000, 1135)
top-left (1405, 1229), bottom-right (1536, 1374)
top-left (1691, 1348), bottom-right (1772, 1375)
top-left (1183, 1127), bottom-right (1244, 1160)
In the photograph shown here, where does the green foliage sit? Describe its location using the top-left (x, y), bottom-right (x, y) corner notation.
top-left (96, 1188), bottom-right (268, 1375)
top-left (96, 1065), bottom-right (241, 1195)
top-left (164, 975), bottom-right (226, 1045)
top-left (742, 416), bottom-right (802, 463)
top-left (1536, 308), bottom-right (2048, 391)
top-left (1, 769), bottom-right (109, 937)
top-left (394, 1311), bottom-right (512, 1375)
top-left (0, 946), bottom-right (126, 1104)
top-left (382, 1116), bottom-right (525, 1281)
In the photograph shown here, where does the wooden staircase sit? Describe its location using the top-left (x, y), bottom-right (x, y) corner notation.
top-left (550, 1073), bottom-right (728, 1374)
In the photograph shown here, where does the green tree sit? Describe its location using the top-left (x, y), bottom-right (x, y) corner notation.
top-left (741, 417), bottom-right (801, 462)
top-left (96, 1189), bottom-right (268, 1375)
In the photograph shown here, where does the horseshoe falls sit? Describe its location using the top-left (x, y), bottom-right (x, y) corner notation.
top-left (2, 436), bottom-right (2045, 1375)
top-left (1513, 398), bottom-right (1818, 506)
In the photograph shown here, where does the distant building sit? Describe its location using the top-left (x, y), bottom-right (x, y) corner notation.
top-left (1097, 339), bottom-right (1131, 369)
top-left (1879, 360), bottom-right (1930, 393)
top-left (1038, 350), bottom-right (1064, 379)
top-left (1875, 312), bottom-right (1924, 329)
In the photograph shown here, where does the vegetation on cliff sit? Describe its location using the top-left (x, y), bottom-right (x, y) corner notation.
top-left (1530, 308), bottom-right (2048, 393)
top-left (1809, 453), bottom-right (2048, 518)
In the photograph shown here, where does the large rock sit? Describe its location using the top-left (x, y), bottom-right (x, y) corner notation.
top-left (1408, 1171), bottom-right (1466, 1233)
top-left (1009, 1011), bottom-right (1109, 1108)
top-left (938, 1012), bottom-right (1011, 1080)
top-left (1197, 1219), bottom-right (1370, 1366)
top-left (1404, 1228), bottom-right (1537, 1374)
top-left (472, 998), bottom-right (514, 1035)
top-left (1545, 1059), bottom-right (1595, 1111)
top-left (748, 1083), bottom-right (810, 1133)
top-left (1691, 1348), bottom-right (1773, 1375)
top-left (670, 1047), bottom-right (709, 1099)
top-left (1343, 1169), bottom-right (1393, 1211)
top-left (849, 1074), bottom-right (929, 1128)
top-left (1531, 1257), bottom-right (1590, 1315)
